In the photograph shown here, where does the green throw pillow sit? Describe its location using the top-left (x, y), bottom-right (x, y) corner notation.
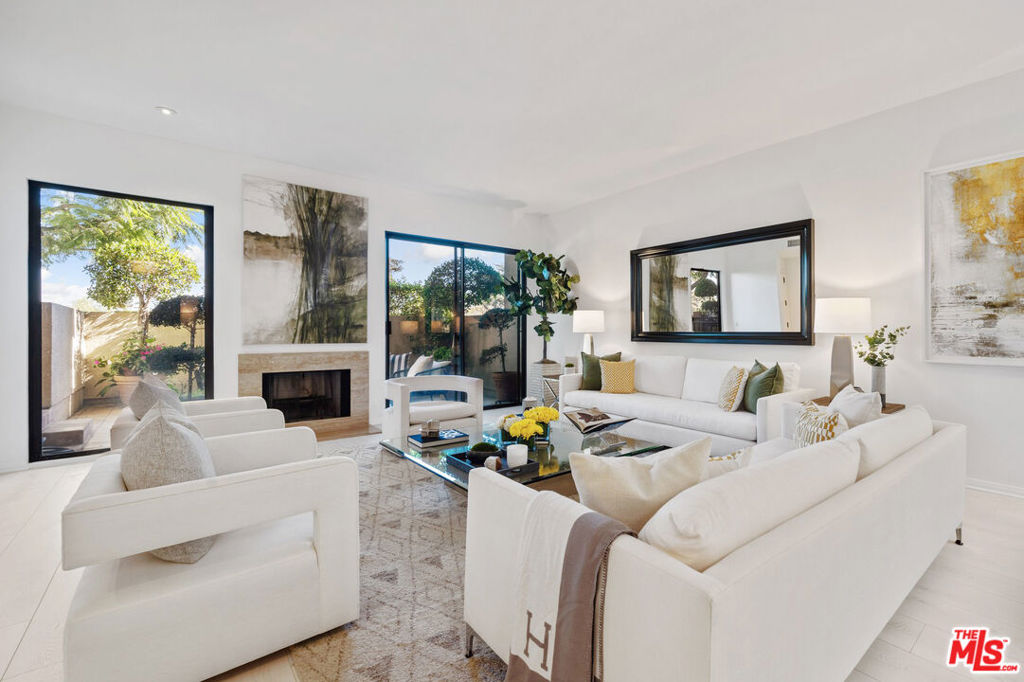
top-left (581, 352), bottom-right (621, 391)
top-left (743, 361), bottom-right (784, 413)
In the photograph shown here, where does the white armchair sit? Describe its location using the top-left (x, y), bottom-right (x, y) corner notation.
top-left (382, 375), bottom-right (483, 443)
top-left (61, 427), bottom-right (359, 682)
top-left (109, 396), bottom-right (282, 450)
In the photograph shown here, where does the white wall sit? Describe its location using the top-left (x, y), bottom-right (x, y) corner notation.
top-left (547, 68), bottom-right (1024, 495)
top-left (0, 103), bottom-right (543, 472)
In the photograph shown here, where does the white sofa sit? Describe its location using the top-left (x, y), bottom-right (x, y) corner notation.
top-left (464, 415), bottom-right (966, 681)
top-left (559, 356), bottom-right (815, 455)
top-left (61, 427), bottom-right (360, 682)
top-left (382, 375), bottom-right (483, 442)
top-left (109, 395), bottom-right (281, 450)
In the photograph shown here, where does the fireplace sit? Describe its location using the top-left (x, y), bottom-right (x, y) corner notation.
top-left (262, 369), bottom-right (351, 423)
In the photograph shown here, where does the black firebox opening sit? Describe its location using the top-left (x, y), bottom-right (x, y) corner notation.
top-left (261, 369), bottom-right (351, 423)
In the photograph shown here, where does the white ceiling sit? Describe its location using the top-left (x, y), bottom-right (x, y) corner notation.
top-left (4, 1), bottom-right (1024, 213)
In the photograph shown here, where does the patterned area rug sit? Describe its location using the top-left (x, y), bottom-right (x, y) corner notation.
top-left (289, 435), bottom-right (506, 681)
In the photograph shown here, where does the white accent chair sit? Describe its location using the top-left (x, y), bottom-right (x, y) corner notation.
top-left (61, 427), bottom-right (360, 682)
top-left (109, 395), bottom-right (281, 450)
top-left (382, 375), bottom-right (484, 442)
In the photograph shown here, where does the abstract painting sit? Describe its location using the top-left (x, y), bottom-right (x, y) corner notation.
top-left (242, 176), bottom-right (368, 344)
top-left (927, 153), bottom-right (1024, 364)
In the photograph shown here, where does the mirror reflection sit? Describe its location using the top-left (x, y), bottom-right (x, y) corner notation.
top-left (639, 236), bottom-right (802, 333)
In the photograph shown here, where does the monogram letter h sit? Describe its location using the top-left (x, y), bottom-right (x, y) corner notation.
top-left (523, 610), bottom-right (552, 671)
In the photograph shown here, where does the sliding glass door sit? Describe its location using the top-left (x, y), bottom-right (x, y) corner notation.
top-left (385, 233), bottom-right (523, 408)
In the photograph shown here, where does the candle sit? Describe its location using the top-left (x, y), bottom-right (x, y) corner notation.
top-left (507, 444), bottom-right (528, 467)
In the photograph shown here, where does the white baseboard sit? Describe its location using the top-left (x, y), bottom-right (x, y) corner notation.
top-left (966, 477), bottom-right (1024, 499)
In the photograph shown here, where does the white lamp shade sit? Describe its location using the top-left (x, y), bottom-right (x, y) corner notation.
top-left (815, 298), bottom-right (871, 334)
top-left (573, 310), bottom-right (605, 334)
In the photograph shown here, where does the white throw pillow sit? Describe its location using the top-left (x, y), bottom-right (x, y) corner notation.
top-left (837, 405), bottom-right (933, 480)
top-left (570, 437), bottom-right (711, 533)
top-left (717, 366), bottom-right (748, 412)
top-left (639, 438), bottom-right (859, 571)
top-left (121, 410), bottom-right (217, 563)
top-left (682, 359), bottom-right (738, 403)
top-left (793, 401), bottom-right (849, 447)
top-left (406, 354), bottom-right (433, 377)
top-left (633, 355), bottom-right (687, 398)
top-left (128, 377), bottom-right (185, 419)
top-left (828, 385), bottom-right (882, 427)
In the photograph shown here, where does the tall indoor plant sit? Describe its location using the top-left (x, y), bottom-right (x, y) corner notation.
top-left (503, 250), bottom-right (579, 362)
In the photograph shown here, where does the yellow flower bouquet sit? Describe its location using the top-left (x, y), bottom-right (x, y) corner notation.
top-left (508, 417), bottom-right (545, 449)
top-left (522, 406), bottom-right (558, 441)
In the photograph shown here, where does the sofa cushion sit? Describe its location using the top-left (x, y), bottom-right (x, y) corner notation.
top-left (121, 410), bottom-right (217, 563)
top-left (128, 376), bottom-right (185, 419)
top-left (639, 438), bottom-right (860, 571)
top-left (570, 437), bottom-right (710, 532)
top-left (793, 401), bottom-right (849, 447)
top-left (747, 437), bottom-right (799, 466)
top-left (600, 359), bottom-right (636, 394)
top-left (717, 366), bottom-right (748, 412)
top-left (681, 359), bottom-right (739, 403)
top-left (743, 362), bottom-right (784, 413)
top-left (582, 352), bottom-right (621, 390)
top-left (829, 385), bottom-right (883, 426)
top-left (408, 399), bottom-right (477, 424)
top-left (406, 354), bottom-right (434, 377)
top-left (564, 390), bottom-right (757, 441)
top-left (633, 355), bottom-right (686, 398)
top-left (838, 405), bottom-right (932, 479)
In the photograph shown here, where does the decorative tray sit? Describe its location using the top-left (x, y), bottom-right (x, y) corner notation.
top-left (446, 453), bottom-right (539, 478)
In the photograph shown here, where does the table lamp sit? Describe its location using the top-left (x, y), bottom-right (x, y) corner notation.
top-left (815, 298), bottom-right (871, 398)
top-left (573, 310), bottom-right (605, 355)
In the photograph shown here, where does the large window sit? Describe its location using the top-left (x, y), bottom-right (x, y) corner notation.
top-left (28, 182), bottom-right (214, 462)
top-left (385, 233), bottom-right (524, 408)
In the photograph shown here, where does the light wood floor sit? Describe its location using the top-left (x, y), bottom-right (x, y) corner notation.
top-left (0, 461), bottom-right (1020, 681)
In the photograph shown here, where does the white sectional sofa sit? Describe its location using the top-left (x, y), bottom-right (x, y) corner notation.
top-left (559, 356), bottom-right (815, 455)
top-left (464, 411), bottom-right (967, 682)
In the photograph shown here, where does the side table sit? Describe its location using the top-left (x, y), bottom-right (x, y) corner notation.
top-left (811, 396), bottom-right (905, 415)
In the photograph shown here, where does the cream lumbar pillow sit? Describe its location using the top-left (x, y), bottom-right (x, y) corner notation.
top-left (128, 375), bottom-right (185, 419)
top-left (570, 436), bottom-right (711, 532)
top-left (717, 366), bottom-right (748, 412)
top-left (599, 359), bottom-right (636, 394)
top-left (828, 384), bottom-right (882, 427)
top-left (793, 401), bottom-right (849, 447)
top-left (639, 438), bottom-right (860, 571)
top-left (121, 409), bottom-right (217, 563)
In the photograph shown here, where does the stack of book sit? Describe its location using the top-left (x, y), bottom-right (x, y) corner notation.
top-left (407, 429), bottom-right (469, 449)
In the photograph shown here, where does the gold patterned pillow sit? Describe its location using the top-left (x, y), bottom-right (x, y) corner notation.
top-left (599, 359), bottom-right (636, 394)
top-left (703, 445), bottom-right (754, 479)
top-left (794, 401), bottom-right (849, 447)
top-left (717, 366), bottom-right (748, 412)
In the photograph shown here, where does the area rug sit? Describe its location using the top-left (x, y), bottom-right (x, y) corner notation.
top-left (289, 435), bottom-right (506, 681)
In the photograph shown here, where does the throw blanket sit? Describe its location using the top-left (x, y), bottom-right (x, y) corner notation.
top-left (506, 491), bottom-right (633, 682)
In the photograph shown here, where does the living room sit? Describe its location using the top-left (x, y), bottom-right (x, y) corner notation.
top-left (1, 2), bottom-right (1023, 681)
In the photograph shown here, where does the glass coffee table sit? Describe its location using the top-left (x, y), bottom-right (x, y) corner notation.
top-left (380, 418), bottom-right (665, 494)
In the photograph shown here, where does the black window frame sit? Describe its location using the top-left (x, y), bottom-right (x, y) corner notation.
top-left (28, 180), bottom-right (215, 463)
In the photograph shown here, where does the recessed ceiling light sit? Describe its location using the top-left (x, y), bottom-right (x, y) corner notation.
top-left (154, 106), bottom-right (178, 116)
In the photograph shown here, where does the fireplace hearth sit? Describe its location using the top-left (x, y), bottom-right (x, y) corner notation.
top-left (262, 369), bottom-right (351, 423)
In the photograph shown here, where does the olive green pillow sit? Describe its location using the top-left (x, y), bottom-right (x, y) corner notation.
top-left (743, 361), bottom-right (784, 413)
top-left (581, 352), bottom-right (621, 391)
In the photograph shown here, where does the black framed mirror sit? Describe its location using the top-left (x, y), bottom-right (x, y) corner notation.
top-left (630, 219), bottom-right (814, 345)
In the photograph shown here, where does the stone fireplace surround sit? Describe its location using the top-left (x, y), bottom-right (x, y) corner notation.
top-left (238, 350), bottom-right (370, 438)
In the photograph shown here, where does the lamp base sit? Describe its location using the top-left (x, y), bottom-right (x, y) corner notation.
top-left (829, 335), bottom-right (854, 399)
top-left (582, 333), bottom-right (595, 355)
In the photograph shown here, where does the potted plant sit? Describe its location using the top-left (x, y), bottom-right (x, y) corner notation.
top-left (855, 324), bottom-right (910, 407)
top-left (94, 337), bottom-right (162, 404)
top-left (477, 307), bottom-right (519, 403)
top-left (503, 250), bottom-right (580, 363)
